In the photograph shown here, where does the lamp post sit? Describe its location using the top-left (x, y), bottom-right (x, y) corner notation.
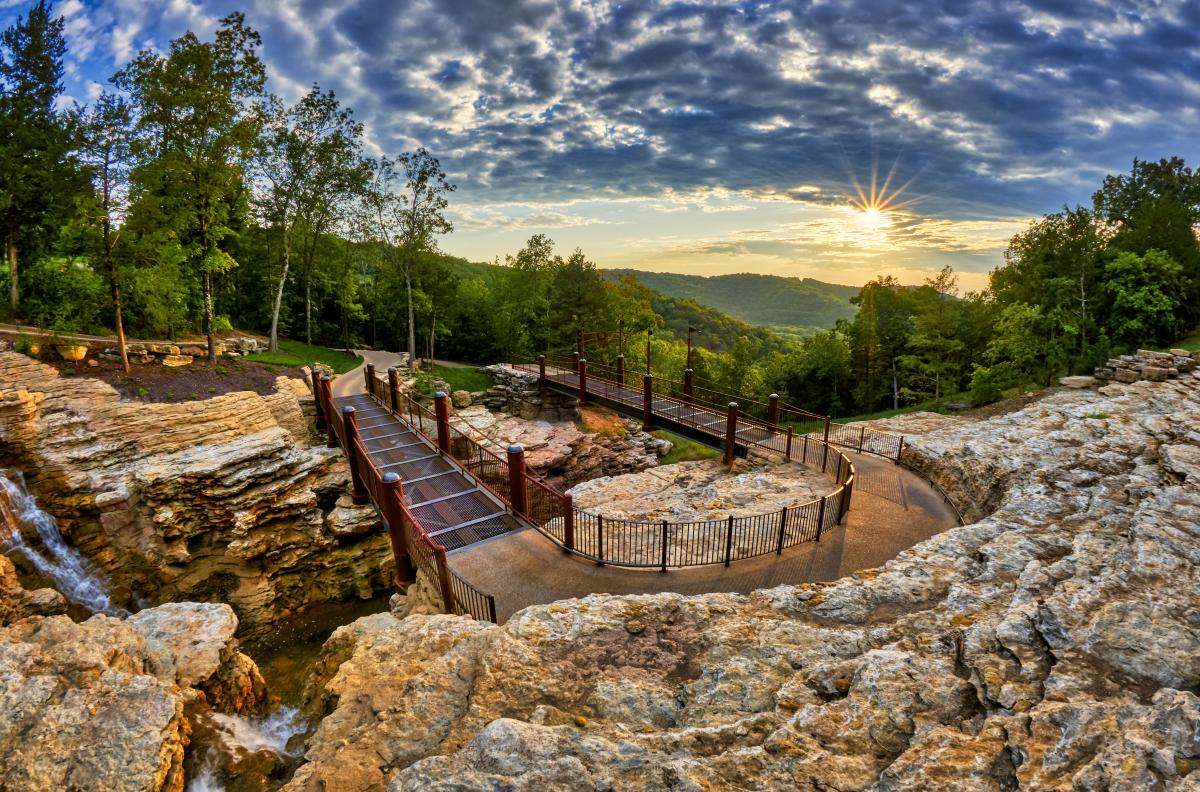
top-left (645, 328), bottom-right (653, 375)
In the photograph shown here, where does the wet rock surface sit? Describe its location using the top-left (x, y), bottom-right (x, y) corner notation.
top-left (279, 372), bottom-right (1200, 791)
top-left (0, 352), bottom-right (390, 637)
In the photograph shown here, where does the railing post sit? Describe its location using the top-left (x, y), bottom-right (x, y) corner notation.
top-left (802, 433), bottom-right (809, 464)
top-left (578, 359), bottom-right (588, 406)
top-left (342, 406), bottom-right (369, 505)
top-left (785, 426), bottom-right (794, 460)
top-left (507, 444), bottom-right (527, 516)
top-left (723, 402), bottom-right (738, 465)
top-left (562, 493), bottom-right (574, 551)
top-left (616, 354), bottom-right (624, 387)
top-left (310, 368), bottom-right (325, 431)
top-left (572, 351), bottom-right (580, 374)
top-left (596, 514), bottom-right (605, 565)
top-left (840, 471), bottom-right (854, 521)
top-left (487, 596), bottom-right (497, 624)
top-left (537, 354), bottom-right (546, 391)
top-left (364, 362), bottom-right (375, 393)
top-left (858, 425), bottom-right (866, 452)
top-left (683, 368), bottom-right (694, 405)
top-left (768, 393), bottom-right (779, 427)
top-left (642, 374), bottom-right (654, 431)
top-left (822, 416), bottom-right (831, 470)
top-left (434, 546), bottom-right (454, 614)
top-left (896, 436), bottom-right (905, 463)
top-left (660, 519), bottom-right (668, 572)
top-left (382, 472), bottom-right (414, 583)
top-left (836, 454), bottom-right (844, 484)
top-left (815, 495), bottom-right (827, 542)
top-left (434, 391), bottom-right (451, 454)
top-left (321, 376), bottom-right (337, 448)
top-left (724, 514), bottom-right (734, 566)
top-left (776, 506), bottom-right (788, 554)
top-left (387, 366), bottom-right (400, 413)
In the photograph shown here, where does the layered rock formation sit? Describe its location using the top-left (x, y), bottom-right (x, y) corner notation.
top-left (280, 371), bottom-right (1200, 790)
top-left (0, 579), bottom-right (265, 792)
top-left (0, 351), bottom-right (390, 636)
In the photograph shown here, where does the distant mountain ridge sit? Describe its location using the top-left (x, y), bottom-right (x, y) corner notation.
top-left (602, 270), bottom-right (860, 337)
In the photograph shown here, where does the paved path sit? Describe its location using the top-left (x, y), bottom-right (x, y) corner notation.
top-left (336, 354), bottom-right (960, 621)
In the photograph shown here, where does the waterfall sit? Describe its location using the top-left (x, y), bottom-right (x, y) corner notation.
top-left (0, 470), bottom-right (126, 616)
top-left (186, 706), bottom-right (307, 792)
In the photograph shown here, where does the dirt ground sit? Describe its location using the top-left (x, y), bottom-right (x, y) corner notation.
top-left (2, 333), bottom-right (307, 403)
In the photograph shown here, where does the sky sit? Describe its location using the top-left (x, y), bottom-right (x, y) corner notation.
top-left (6, 0), bottom-right (1199, 290)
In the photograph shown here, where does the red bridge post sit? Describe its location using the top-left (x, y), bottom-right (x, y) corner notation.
top-left (434, 391), bottom-right (451, 454)
top-left (310, 368), bottom-right (325, 431)
top-left (342, 406), bottom-right (369, 505)
top-left (723, 402), bottom-right (738, 465)
top-left (768, 393), bottom-right (779, 427)
top-left (434, 546), bottom-right (454, 614)
top-left (684, 368), bottom-right (694, 404)
top-left (387, 366), bottom-right (400, 413)
top-left (507, 444), bottom-right (528, 516)
top-left (562, 493), bottom-right (575, 551)
top-left (642, 374), bottom-right (654, 431)
top-left (382, 472), bottom-right (414, 583)
top-left (616, 354), bottom-right (624, 387)
top-left (821, 416), bottom-right (831, 470)
top-left (321, 376), bottom-right (337, 448)
top-left (364, 362), bottom-right (375, 393)
top-left (537, 354), bottom-right (546, 391)
top-left (578, 359), bottom-right (588, 406)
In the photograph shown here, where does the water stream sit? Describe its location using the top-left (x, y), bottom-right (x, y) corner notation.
top-left (0, 470), bottom-right (126, 616)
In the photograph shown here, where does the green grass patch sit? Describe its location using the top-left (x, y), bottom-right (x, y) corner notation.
top-left (652, 429), bottom-right (722, 465)
top-left (431, 363), bottom-right (494, 393)
top-left (1084, 412), bottom-right (1110, 420)
top-left (1165, 327), bottom-right (1200, 353)
top-left (246, 339), bottom-right (360, 374)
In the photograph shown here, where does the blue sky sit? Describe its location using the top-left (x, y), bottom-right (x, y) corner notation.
top-left (7, 0), bottom-right (1199, 288)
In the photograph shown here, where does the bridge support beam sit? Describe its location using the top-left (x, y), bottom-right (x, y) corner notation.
top-left (616, 354), bottom-right (624, 387)
top-left (310, 368), bottom-right (325, 431)
top-left (642, 375), bottom-right (654, 431)
top-left (382, 472), bottom-right (415, 584)
top-left (434, 391), bottom-right (451, 454)
top-left (684, 368), bottom-right (694, 404)
top-left (321, 376), bottom-right (337, 448)
top-left (342, 406), bottom-right (369, 505)
top-left (507, 444), bottom-right (528, 516)
top-left (578, 359), bottom-right (588, 406)
top-left (387, 367), bottom-right (400, 413)
top-left (723, 402), bottom-right (739, 465)
top-left (768, 393), bottom-right (779, 427)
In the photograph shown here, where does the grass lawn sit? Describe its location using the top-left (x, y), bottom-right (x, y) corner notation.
top-left (432, 363), bottom-right (494, 393)
top-left (652, 429), bottom-right (722, 465)
top-left (244, 339), bottom-right (361, 374)
top-left (1164, 327), bottom-right (1200, 353)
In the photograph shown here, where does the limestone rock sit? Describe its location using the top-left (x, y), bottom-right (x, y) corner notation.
top-left (127, 602), bottom-right (238, 688)
top-left (324, 494), bottom-right (380, 538)
top-left (160, 354), bottom-right (192, 367)
top-left (0, 554), bottom-right (67, 625)
top-left (279, 372), bottom-right (1200, 791)
top-left (1059, 375), bottom-right (1097, 388)
top-left (450, 389), bottom-right (471, 408)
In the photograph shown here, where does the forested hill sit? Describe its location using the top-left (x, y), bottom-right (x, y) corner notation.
top-left (603, 270), bottom-right (860, 337)
top-left (444, 257), bottom-right (797, 356)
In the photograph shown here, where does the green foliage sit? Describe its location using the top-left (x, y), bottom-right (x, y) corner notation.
top-left (651, 430), bottom-right (722, 465)
top-left (14, 334), bottom-right (34, 356)
top-left (213, 315), bottom-right (234, 333)
top-left (21, 256), bottom-right (107, 332)
top-left (1102, 250), bottom-right (1184, 347)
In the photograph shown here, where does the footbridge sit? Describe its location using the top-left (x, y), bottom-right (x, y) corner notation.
top-left (310, 352), bottom-right (960, 623)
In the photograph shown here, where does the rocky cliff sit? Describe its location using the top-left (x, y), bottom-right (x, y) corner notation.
top-left (281, 373), bottom-right (1200, 790)
top-left (0, 351), bottom-right (389, 636)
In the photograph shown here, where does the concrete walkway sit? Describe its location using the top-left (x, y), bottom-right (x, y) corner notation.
top-left (336, 354), bottom-right (960, 621)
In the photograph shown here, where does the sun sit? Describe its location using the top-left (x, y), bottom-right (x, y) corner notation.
top-left (845, 157), bottom-right (918, 234)
top-left (855, 204), bottom-right (893, 230)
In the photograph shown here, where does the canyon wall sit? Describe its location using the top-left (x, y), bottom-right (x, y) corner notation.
top-left (0, 352), bottom-right (390, 636)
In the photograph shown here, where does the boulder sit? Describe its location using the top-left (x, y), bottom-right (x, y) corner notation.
top-left (450, 390), bottom-right (472, 409)
top-left (148, 344), bottom-right (180, 356)
top-left (1058, 375), bottom-right (1097, 389)
top-left (1141, 365), bottom-right (1169, 382)
top-left (127, 601), bottom-right (238, 689)
top-left (160, 354), bottom-right (193, 367)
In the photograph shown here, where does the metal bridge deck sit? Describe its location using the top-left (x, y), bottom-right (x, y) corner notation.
top-left (333, 393), bottom-right (523, 552)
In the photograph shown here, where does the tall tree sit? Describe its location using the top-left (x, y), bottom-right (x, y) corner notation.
top-left (0, 0), bottom-right (80, 312)
top-left (254, 85), bottom-right (366, 351)
top-left (116, 13), bottom-right (265, 361)
top-left (365, 149), bottom-right (455, 364)
top-left (77, 92), bottom-right (134, 371)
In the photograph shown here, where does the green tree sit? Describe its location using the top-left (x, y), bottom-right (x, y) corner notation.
top-left (116, 13), bottom-right (266, 361)
top-left (364, 149), bottom-right (455, 364)
top-left (0, 0), bottom-right (82, 313)
top-left (76, 92), bottom-right (134, 370)
top-left (1102, 250), bottom-right (1184, 347)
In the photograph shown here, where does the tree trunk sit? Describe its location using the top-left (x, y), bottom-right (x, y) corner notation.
top-left (429, 313), bottom-right (435, 364)
top-left (204, 270), bottom-right (216, 363)
top-left (891, 358), bottom-right (899, 410)
top-left (405, 267), bottom-right (417, 368)
top-left (269, 226), bottom-right (290, 353)
top-left (305, 277), bottom-right (312, 346)
top-left (6, 230), bottom-right (17, 312)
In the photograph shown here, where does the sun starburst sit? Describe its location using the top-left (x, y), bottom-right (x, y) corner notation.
top-left (847, 157), bottom-right (918, 228)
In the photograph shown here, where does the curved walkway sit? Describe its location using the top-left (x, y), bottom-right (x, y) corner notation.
top-left (334, 353), bottom-right (959, 621)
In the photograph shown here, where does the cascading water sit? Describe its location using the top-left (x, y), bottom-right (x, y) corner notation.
top-left (0, 469), bottom-right (126, 616)
top-left (186, 706), bottom-right (307, 792)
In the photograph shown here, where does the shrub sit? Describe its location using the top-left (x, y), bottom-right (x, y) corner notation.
top-left (213, 314), bottom-right (234, 333)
